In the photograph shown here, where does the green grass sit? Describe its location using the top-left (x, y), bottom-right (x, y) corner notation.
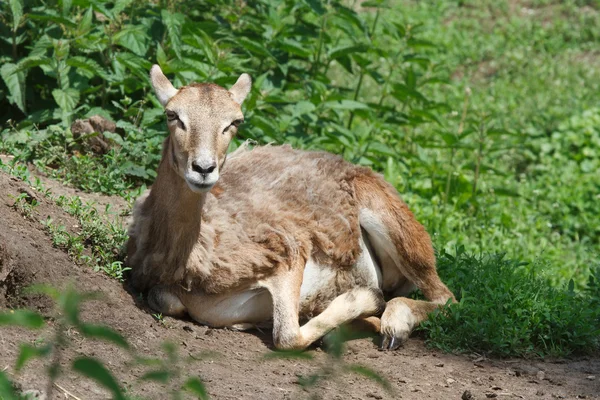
top-left (421, 249), bottom-right (600, 357)
top-left (0, 0), bottom-right (599, 357)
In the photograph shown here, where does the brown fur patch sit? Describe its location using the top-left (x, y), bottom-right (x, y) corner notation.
top-left (353, 170), bottom-right (455, 302)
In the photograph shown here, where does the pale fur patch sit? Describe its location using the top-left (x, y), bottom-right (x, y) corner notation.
top-left (184, 289), bottom-right (272, 328)
top-left (359, 208), bottom-right (406, 291)
top-left (299, 287), bottom-right (384, 346)
top-left (299, 259), bottom-right (336, 303)
top-left (380, 300), bottom-right (416, 341)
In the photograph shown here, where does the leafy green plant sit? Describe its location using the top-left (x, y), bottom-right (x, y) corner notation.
top-left (0, 0), bottom-right (599, 359)
top-left (420, 248), bottom-right (600, 357)
top-left (0, 285), bottom-right (215, 399)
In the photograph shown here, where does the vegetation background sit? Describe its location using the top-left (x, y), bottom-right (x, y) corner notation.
top-left (0, 0), bottom-right (599, 373)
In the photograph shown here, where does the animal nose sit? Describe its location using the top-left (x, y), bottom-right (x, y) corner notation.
top-left (191, 160), bottom-right (217, 175)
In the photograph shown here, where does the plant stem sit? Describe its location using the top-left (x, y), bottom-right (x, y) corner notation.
top-left (472, 116), bottom-right (485, 198)
top-left (12, 30), bottom-right (17, 59)
top-left (370, 9), bottom-right (380, 37)
top-left (311, 1), bottom-right (330, 79)
top-left (444, 87), bottom-right (471, 203)
top-left (346, 71), bottom-right (364, 129)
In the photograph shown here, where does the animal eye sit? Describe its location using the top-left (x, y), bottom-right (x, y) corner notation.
top-left (166, 111), bottom-right (185, 130)
top-left (223, 119), bottom-right (243, 134)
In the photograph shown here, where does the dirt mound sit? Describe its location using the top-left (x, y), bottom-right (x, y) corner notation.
top-left (0, 170), bottom-right (599, 399)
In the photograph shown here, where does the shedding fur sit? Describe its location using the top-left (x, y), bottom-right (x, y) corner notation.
top-left (127, 67), bottom-right (455, 350)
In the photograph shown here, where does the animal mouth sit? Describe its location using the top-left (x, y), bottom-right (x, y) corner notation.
top-left (186, 180), bottom-right (216, 193)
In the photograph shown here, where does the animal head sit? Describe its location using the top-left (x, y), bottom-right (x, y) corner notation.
top-left (149, 65), bottom-right (251, 193)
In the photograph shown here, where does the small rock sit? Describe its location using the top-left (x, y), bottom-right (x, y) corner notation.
top-left (536, 371), bottom-right (546, 381)
top-left (366, 393), bottom-right (383, 399)
top-left (536, 390), bottom-right (545, 396)
top-left (491, 386), bottom-right (502, 390)
top-left (462, 390), bottom-right (474, 400)
top-left (183, 325), bottom-right (193, 333)
top-left (436, 362), bottom-right (444, 367)
top-left (21, 390), bottom-right (45, 400)
top-left (586, 375), bottom-right (596, 381)
top-left (485, 393), bottom-right (497, 398)
top-left (446, 378), bottom-right (456, 385)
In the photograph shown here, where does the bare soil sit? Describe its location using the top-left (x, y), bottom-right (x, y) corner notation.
top-left (0, 170), bottom-right (599, 400)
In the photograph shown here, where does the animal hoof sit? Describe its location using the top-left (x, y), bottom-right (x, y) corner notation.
top-left (379, 334), bottom-right (403, 351)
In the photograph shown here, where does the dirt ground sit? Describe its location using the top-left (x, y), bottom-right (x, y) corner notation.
top-left (0, 170), bottom-right (599, 400)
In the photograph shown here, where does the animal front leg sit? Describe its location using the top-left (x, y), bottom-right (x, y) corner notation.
top-left (263, 268), bottom-right (304, 350)
top-left (266, 268), bottom-right (385, 350)
top-left (147, 284), bottom-right (187, 317)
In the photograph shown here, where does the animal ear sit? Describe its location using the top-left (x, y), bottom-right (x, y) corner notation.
top-left (150, 64), bottom-right (178, 107)
top-left (229, 73), bottom-right (252, 105)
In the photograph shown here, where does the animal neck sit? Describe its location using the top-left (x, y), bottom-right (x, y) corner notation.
top-left (150, 137), bottom-right (206, 248)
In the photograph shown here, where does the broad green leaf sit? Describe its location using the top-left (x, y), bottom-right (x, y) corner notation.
top-left (0, 63), bottom-right (26, 113)
top-left (263, 350), bottom-right (314, 360)
top-left (72, 357), bottom-right (125, 400)
top-left (323, 100), bottom-right (370, 111)
top-left (493, 187), bottom-right (520, 197)
top-left (161, 10), bottom-right (184, 59)
top-left (79, 324), bottom-right (130, 349)
top-left (345, 364), bottom-right (392, 391)
top-left (123, 163), bottom-right (149, 179)
top-left (183, 377), bottom-right (209, 400)
top-left (391, 83), bottom-right (426, 103)
top-left (9, 0), bottom-right (23, 32)
top-left (156, 43), bottom-right (168, 66)
top-left (368, 142), bottom-right (397, 158)
top-left (61, 0), bottom-right (72, 15)
top-left (361, 0), bottom-right (390, 8)
top-left (16, 56), bottom-right (52, 73)
top-left (115, 52), bottom-right (152, 79)
top-left (303, 0), bottom-right (326, 15)
top-left (0, 371), bottom-right (17, 400)
top-left (67, 56), bottom-right (109, 80)
top-left (24, 284), bottom-right (60, 300)
top-left (278, 39), bottom-right (311, 58)
top-left (0, 310), bottom-right (44, 329)
top-left (407, 38), bottom-right (437, 49)
top-left (140, 370), bottom-right (170, 383)
top-left (114, 25), bottom-right (149, 56)
top-left (336, 54), bottom-right (353, 73)
top-left (251, 115), bottom-right (279, 136)
top-left (238, 37), bottom-right (271, 57)
top-left (113, 0), bottom-right (133, 16)
top-left (332, 5), bottom-right (367, 34)
top-left (28, 13), bottom-right (77, 28)
top-left (292, 101), bottom-right (316, 116)
top-left (328, 44), bottom-right (369, 60)
top-left (78, 6), bottom-right (94, 34)
top-left (52, 88), bottom-right (80, 112)
top-left (16, 343), bottom-right (52, 371)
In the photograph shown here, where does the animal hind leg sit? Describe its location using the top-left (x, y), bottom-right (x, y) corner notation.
top-left (379, 297), bottom-right (440, 350)
top-left (355, 171), bottom-right (455, 350)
